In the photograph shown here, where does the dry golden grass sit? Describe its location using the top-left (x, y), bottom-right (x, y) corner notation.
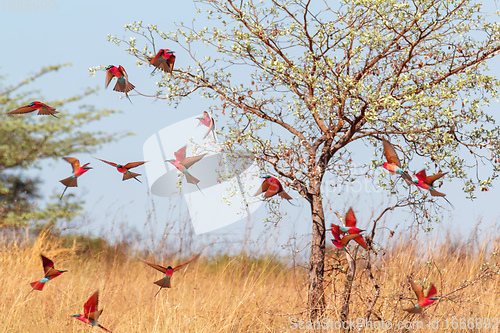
top-left (2, 229), bottom-right (500, 332)
top-left (0, 231), bottom-right (306, 333)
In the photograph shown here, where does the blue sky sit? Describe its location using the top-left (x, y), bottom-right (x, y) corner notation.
top-left (1, 1), bottom-right (500, 257)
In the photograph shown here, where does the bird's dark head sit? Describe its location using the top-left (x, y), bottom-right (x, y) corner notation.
top-left (70, 314), bottom-right (80, 317)
top-left (165, 159), bottom-right (175, 163)
top-left (105, 65), bottom-right (114, 70)
top-left (59, 270), bottom-right (68, 273)
top-left (262, 175), bottom-right (271, 179)
top-left (82, 163), bottom-right (92, 170)
top-left (167, 266), bottom-right (173, 270)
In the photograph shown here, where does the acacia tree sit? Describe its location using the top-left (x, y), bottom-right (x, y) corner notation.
top-left (109, 0), bottom-right (500, 320)
top-left (0, 64), bottom-right (123, 227)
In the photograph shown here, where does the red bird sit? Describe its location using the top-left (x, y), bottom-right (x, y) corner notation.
top-left (95, 158), bottom-right (146, 183)
top-left (166, 146), bottom-right (206, 192)
top-left (403, 278), bottom-right (438, 313)
top-left (105, 65), bottom-right (135, 102)
top-left (29, 255), bottom-right (67, 292)
top-left (329, 223), bottom-right (361, 250)
top-left (149, 49), bottom-right (176, 74)
top-left (381, 139), bottom-right (413, 186)
top-left (414, 169), bottom-right (454, 207)
top-left (59, 157), bottom-right (92, 199)
top-left (71, 291), bottom-right (112, 332)
top-left (7, 101), bottom-right (58, 118)
top-left (141, 253), bottom-right (200, 297)
top-left (254, 175), bottom-right (294, 204)
top-left (196, 111), bottom-right (216, 140)
top-left (339, 208), bottom-right (368, 249)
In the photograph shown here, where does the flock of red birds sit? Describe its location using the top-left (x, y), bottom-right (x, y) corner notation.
top-left (29, 253), bottom-right (201, 331)
top-left (8, 48), bottom-right (445, 328)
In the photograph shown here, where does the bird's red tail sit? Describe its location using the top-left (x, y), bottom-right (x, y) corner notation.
top-left (30, 281), bottom-right (45, 291)
top-left (113, 81), bottom-right (135, 93)
top-left (154, 278), bottom-right (171, 288)
top-left (59, 177), bottom-right (77, 187)
top-left (184, 173), bottom-right (200, 185)
top-left (123, 172), bottom-right (141, 182)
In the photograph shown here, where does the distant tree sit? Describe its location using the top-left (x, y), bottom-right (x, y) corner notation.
top-left (0, 64), bottom-right (125, 227)
top-left (108, 0), bottom-right (500, 321)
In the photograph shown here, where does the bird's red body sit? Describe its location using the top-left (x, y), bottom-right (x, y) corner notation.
top-left (7, 101), bottom-right (58, 117)
top-left (254, 175), bottom-right (293, 203)
top-left (106, 66), bottom-right (124, 78)
top-left (149, 49), bottom-right (176, 73)
top-left (382, 162), bottom-right (398, 173)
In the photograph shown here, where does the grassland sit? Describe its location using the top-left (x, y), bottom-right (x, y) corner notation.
top-left (1, 228), bottom-right (500, 332)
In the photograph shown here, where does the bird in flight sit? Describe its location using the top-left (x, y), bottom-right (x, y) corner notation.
top-left (105, 65), bottom-right (135, 103)
top-left (149, 49), bottom-right (176, 74)
top-left (141, 253), bottom-right (201, 297)
top-left (339, 208), bottom-right (368, 249)
top-left (71, 291), bottom-right (112, 332)
top-left (95, 158), bottom-right (146, 183)
top-left (414, 169), bottom-right (454, 208)
top-left (329, 223), bottom-right (361, 250)
top-left (254, 175), bottom-right (294, 204)
top-left (59, 157), bottom-right (92, 199)
top-left (166, 146), bottom-right (206, 192)
top-left (196, 111), bottom-right (216, 140)
top-left (381, 138), bottom-right (413, 186)
top-left (7, 101), bottom-right (58, 118)
top-left (403, 278), bottom-right (438, 314)
top-left (29, 255), bottom-right (67, 292)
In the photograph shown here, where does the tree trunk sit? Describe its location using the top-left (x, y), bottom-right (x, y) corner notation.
top-left (340, 246), bottom-right (358, 331)
top-left (308, 181), bottom-right (326, 321)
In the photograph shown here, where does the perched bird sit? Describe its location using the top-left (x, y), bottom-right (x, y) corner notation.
top-left (141, 254), bottom-right (201, 297)
top-left (381, 138), bottom-right (413, 186)
top-left (29, 255), bottom-right (67, 292)
top-left (7, 101), bottom-right (58, 118)
top-left (414, 169), bottom-right (454, 207)
top-left (71, 291), bottom-right (112, 332)
top-left (166, 146), bottom-right (206, 191)
top-left (105, 65), bottom-right (135, 102)
top-left (95, 158), bottom-right (146, 183)
top-left (196, 111), bottom-right (216, 140)
top-left (149, 49), bottom-right (176, 74)
top-left (339, 208), bottom-right (368, 249)
top-left (59, 157), bottom-right (92, 200)
top-left (329, 223), bottom-right (361, 250)
top-left (403, 278), bottom-right (438, 314)
top-left (254, 175), bottom-right (294, 204)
